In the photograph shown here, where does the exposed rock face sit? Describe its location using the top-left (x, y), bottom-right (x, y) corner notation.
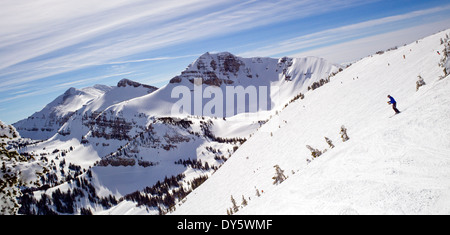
top-left (169, 52), bottom-right (243, 86)
top-left (117, 78), bottom-right (158, 91)
top-left (82, 111), bottom-right (133, 141)
top-left (168, 52), bottom-right (340, 89)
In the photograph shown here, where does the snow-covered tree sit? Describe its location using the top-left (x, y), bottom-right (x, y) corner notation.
top-left (241, 195), bottom-right (248, 207)
top-left (445, 42), bottom-right (450, 77)
top-left (324, 137), bottom-right (335, 149)
top-left (340, 125), bottom-right (349, 142)
top-left (227, 208), bottom-right (232, 215)
top-left (230, 195), bottom-right (239, 213)
top-left (272, 165), bottom-right (287, 185)
top-left (416, 75), bottom-right (426, 91)
top-left (439, 37), bottom-right (450, 78)
top-left (0, 121), bottom-right (47, 215)
top-left (306, 145), bottom-right (322, 158)
top-left (255, 188), bottom-right (261, 197)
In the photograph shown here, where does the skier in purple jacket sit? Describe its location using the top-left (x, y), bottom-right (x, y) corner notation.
top-left (387, 95), bottom-right (400, 114)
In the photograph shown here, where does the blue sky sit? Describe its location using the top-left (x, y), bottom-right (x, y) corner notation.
top-left (1, 0), bottom-right (450, 124)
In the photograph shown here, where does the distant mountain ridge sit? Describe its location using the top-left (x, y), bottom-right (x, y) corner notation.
top-left (13, 79), bottom-right (157, 140)
top-left (11, 52), bottom-right (342, 215)
top-left (13, 53), bottom-right (340, 141)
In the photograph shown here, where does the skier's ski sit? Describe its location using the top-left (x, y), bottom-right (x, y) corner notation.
top-left (389, 112), bottom-right (401, 118)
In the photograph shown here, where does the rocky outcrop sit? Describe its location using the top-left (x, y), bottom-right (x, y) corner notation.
top-left (117, 78), bottom-right (158, 91)
top-left (169, 52), bottom-right (244, 86)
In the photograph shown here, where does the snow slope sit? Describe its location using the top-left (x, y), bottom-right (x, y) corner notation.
top-left (172, 29), bottom-right (450, 215)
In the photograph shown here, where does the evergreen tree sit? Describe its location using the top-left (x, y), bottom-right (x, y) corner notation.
top-left (325, 137), bottom-right (335, 148)
top-left (230, 195), bottom-right (239, 213)
top-left (416, 75), bottom-right (426, 91)
top-left (272, 165), bottom-right (287, 185)
top-left (306, 145), bottom-right (322, 158)
top-left (340, 125), bottom-right (349, 142)
top-left (241, 195), bottom-right (248, 207)
top-left (227, 208), bottom-right (232, 215)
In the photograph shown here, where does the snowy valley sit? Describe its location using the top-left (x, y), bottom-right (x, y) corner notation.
top-left (1, 29), bottom-right (450, 215)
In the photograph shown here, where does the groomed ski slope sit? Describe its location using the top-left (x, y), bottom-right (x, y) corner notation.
top-left (172, 30), bottom-right (450, 215)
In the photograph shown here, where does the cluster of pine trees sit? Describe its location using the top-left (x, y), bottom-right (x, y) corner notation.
top-left (157, 117), bottom-right (193, 129)
top-left (305, 125), bottom-right (349, 163)
top-left (174, 158), bottom-right (213, 171)
top-left (19, 169), bottom-right (119, 215)
top-left (123, 173), bottom-right (208, 215)
top-left (307, 78), bottom-right (330, 91)
top-left (96, 157), bottom-right (136, 167)
top-left (200, 119), bottom-right (246, 144)
top-left (37, 160), bottom-right (84, 188)
top-left (227, 194), bottom-right (250, 215)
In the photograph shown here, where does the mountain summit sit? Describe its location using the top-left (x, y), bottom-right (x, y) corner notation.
top-left (13, 85), bottom-right (111, 140)
top-left (170, 52), bottom-right (340, 88)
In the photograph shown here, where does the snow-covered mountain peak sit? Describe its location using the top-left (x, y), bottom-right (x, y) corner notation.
top-left (13, 85), bottom-right (111, 140)
top-left (189, 51), bottom-right (237, 68)
top-left (64, 87), bottom-right (78, 95)
top-left (169, 51), bottom-right (340, 89)
top-left (13, 79), bottom-right (158, 141)
top-left (170, 52), bottom-right (243, 86)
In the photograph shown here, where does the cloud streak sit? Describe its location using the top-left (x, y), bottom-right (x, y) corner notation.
top-left (292, 19), bottom-right (450, 64)
top-left (0, 0), bottom-right (375, 88)
top-left (0, 71), bottom-right (134, 104)
top-left (239, 4), bottom-right (450, 59)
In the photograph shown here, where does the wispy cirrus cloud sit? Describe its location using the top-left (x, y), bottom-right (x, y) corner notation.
top-left (291, 19), bottom-right (450, 64)
top-left (0, 71), bottom-right (134, 104)
top-left (0, 0), bottom-right (376, 89)
top-left (239, 4), bottom-right (450, 60)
